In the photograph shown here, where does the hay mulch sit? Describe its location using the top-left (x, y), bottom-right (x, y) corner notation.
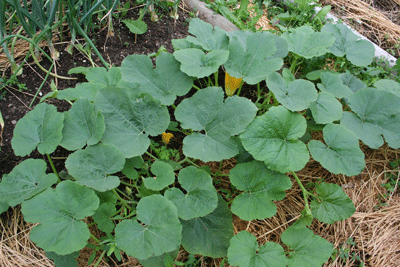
top-left (321, 0), bottom-right (400, 57)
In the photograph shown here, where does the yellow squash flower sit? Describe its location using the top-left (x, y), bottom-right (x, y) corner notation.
top-left (162, 132), bottom-right (174, 144)
top-left (225, 72), bottom-right (243, 96)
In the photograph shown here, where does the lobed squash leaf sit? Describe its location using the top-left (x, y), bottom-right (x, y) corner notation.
top-left (227, 231), bottom-right (287, 267)
top-left (165, 166), bottom-right (218, 220)
top-left (240, 106), bottom-right (309, 173)
top-left (115, 195), bottom-right (181, 260)
top-left (229, 161), bottom-right (292, 221)
top-left (21, 181), bottom-right (99, 255)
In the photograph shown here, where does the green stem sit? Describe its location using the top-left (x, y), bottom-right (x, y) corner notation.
top-left (214, 70), bottom-right (219, 86)
top-left (289, 55), bottom-right (299, 74)
top-left (178, 157), bottom-right (200, 168)
top-left (29, 62), bottom-right (54, 107)
top-left (111, 189), bottom-right (132, 211)
top-left (94, 250), bottom-right (106, 267)
top-left (145, 151), bottom-right (158, 161)
top-left (236, 81), bottom-right (244, 96)
top-left (292, 172), bottom-right (312, 215)
top-left (192, 84), bottom-right (201, 90)
top-left (90, 233), bottom-right (101, 244)
top-left (115, 187), bottom-right (132, 201)
top-left (47, 154), bottom-right (60, 182)
top-left (256, 82), bottom-right (261, 100)
top-left (171, 104), bottom-right (177, 110)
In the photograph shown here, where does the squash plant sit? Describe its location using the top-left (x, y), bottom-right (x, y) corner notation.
top-left (1, 18), bottom-right (400, 267)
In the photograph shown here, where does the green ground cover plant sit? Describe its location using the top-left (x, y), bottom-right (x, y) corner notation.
top-left (1, 17), bottom-right (400, 267)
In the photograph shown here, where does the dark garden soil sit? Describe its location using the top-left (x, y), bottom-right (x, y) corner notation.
top-left (0, 7), bottom-right (191, 177)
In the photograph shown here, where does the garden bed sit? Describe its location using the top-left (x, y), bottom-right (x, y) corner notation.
top-left (1, 1), bottom-right (400, 267)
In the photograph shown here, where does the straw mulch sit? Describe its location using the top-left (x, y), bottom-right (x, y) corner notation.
top-left (321, 0), bottom-right (400, 57)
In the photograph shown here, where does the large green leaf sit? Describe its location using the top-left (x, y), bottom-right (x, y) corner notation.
top-left (373, 79), bottom-right (400, 97)
top-left (12, 103), bottom-right (64, 156)
top-left (60, 98), bottom-right (105, 150)
top-left (143, 160), bottom-right (175, 191)
top-left (185, 18), bottom-right (229, 51)
top-left (65, 143), bottom-right (125, 191)
top-left (57, 67), bottom-right (124, 102)
top-left (227, 231), bottom-right (287, 267)
top-left (339, 71), bottom-right (366, 93)
top-left (0, 159), bottom-right (57, 206)
top-left (281, 225), bottom-right (334, 267)
top-left (175, 87), bottom-right (257, 162)
top-left (224, 31), bottom-right (283, 85)
top-left (173, 48), bottom-right (229, 78)
top-left (309, 92), bottom-right (343, 124)
top-left (85, 67), bottom-right (121, 87)
top-left (308, 124), bottom-right (365, 176)
top-left (310, 182), bottom-right (355, 224)
top-left (165, 166), bottom-right (218, 220)
top-left (282, 25), bottom-right (335, 58)
top-left (321, 23), bottom-right (374, 66)
top-left (340, 87), bottom-right (400, 149)
top-left (91, 202), bottom-right (116, 233)
top-left (121, 52), bottom-right (194, 105)
top-left (229, 161), bottom-right (292, 221)
top-left (240, 106), bottom-right (309, 173)
top-left (181, 195), bottom-right (234, 258)
top-left (45, 251), bottom-right (79, 267)
top-left (115, 195), bottom-right (181, 260)
top-left (94, 87), bottom-right (170, 158)
top-left (266, 72), bottom-right (317, 111)
top-left (317, 72), bottom-right (353, 99)
top-left (21, 181), bottom-right (99, 255)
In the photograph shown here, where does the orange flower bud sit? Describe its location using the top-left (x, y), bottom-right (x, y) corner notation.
top-left (162, 132), bottom-right (174, 144)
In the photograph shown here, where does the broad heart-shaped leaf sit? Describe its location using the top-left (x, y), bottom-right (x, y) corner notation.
top-left (229, 161), bottom-right (292, 221)
top-left (45, 251), bottom-right (79, 267)
top-left (309, 91), bottom-right (343, 124)
top-left (121, 52), bottom-right (194, 105)
top-left (138, 249), bottom-right (179, 267)
top-left (92, 202), bottom-right (116, 233)
top-left (373, 79), bottom-right (400, 97)
top-left (240, 106), bottom-right (309, 173)
top-left (317, 72), bottom-right (353, 99)
top-left (340, 87), bottom-right (400, 149)
top-left (65, 143), bottom-right (125, 191)
top-left (175, 87), bottom-right (257, 162)
top-left (21, 180), bottom-right (99, 255)
top-left (12, 103), bottom-right (64, 156)
top-left (123, 18), bottom-right (147, 34)
top-left (143, 160), bottom-right (175, 191)
top-left (165, 166), bottom-right (218, 220)
top-left (94, 87), bottom-right (170, 158)
top-left (57, 67), bottom-right (124, 102)
top-left (311, 182), bottom-right (355, 224)
top-left (281, 225), bottom-right (333, 267)
top-left (173, 48), bottom-right (229, 78)
top-left (0, 159), bottom-right (57, 207)
top-left (185, 18), bottom-right (229, 51)
top-left (339, 71), bottom-right (366, 93)
top-left (224, 31), bottom-right (283, 85)
top-left (282, 25), bottom-right (335, 58)
top-left (85, 67), bottom-right (121, 87)
top-left (181, 194), bottom-right (234, 258)
top-left (227, 231), bottom-right (287, 267)
top-left (308, 124), bottom-right (365, 176)
top-left (60, 98), bottom-right (105, 150)
top-left (115, 195), bottom-right (181, 260)
top-left (321, 23), bottom-right (374, 67)
top-left (266, 72), bottom-right (317, 111)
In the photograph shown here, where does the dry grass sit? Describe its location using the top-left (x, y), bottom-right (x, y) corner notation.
top-left (322, 0), bottom-right (400, 57)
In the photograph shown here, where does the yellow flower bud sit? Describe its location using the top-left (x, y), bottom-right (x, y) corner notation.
top-left (162, 132), bottom-right (174, 144)
top-left (225, 72), bottom-right (243, 96)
